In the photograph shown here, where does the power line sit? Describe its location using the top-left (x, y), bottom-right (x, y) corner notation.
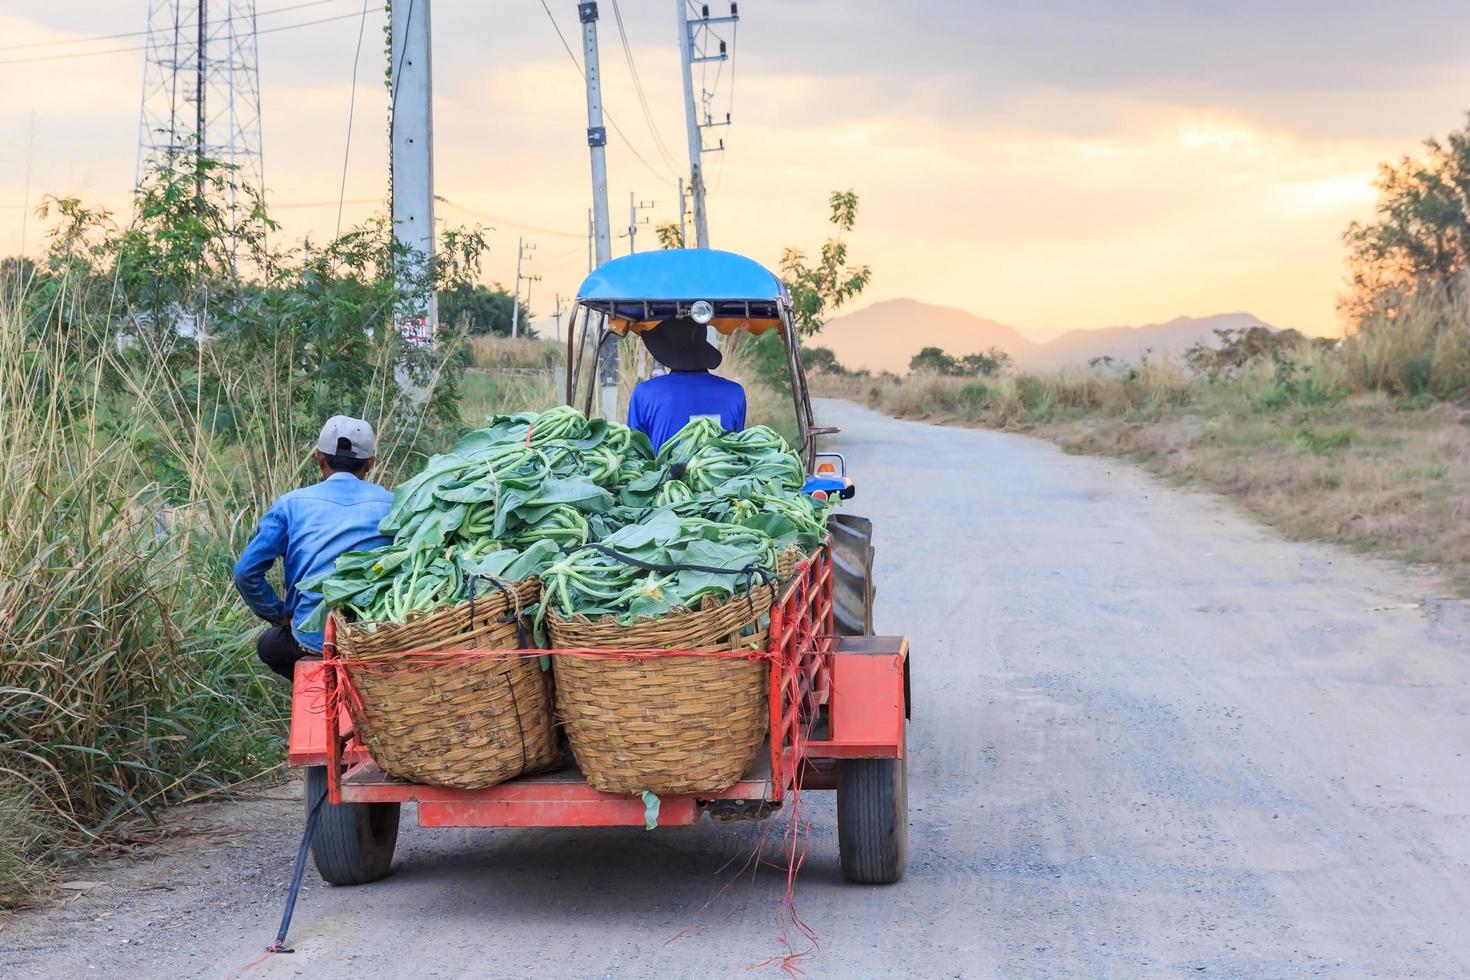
top-left (608, 0), bottom-right (681, 177)
top-left (273, 196), bottom-right (378, 208)
top-left (0, 0), bottom-right (351, 52)
top-left (336, 0), bottom-right (373, 237)
top-left (536, 0), bottom-right (677, 188)
top-left (435, 195), bottom-right (583, 239)
top-left (0, 7), bottom-right (382, 66)
top-left (387, 0), bottom-right (415, 121)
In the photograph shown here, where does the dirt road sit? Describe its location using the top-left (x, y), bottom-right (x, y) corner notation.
top-left (6, 399), bottom-right (1470, 979)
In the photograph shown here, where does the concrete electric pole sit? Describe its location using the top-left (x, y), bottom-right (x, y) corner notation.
top-left (390, 0), bottom-right (436, 346)
top-left (677, 176), bottom-right (687, 247)
top-left (627, 192), bottom-right (654, 253)
top-left (677, 0), bottom-right (738, 250)
top-left (511, 237), bottom-right (536, 338)
top-left (580, 1), bottom-right (617, 418)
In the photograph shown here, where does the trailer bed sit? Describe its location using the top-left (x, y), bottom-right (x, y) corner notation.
top-left (337, 741), bottom-right (776, 827)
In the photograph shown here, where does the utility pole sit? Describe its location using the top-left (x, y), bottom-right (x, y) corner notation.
top-left (553, 293), bottom-right (563, 343)
top-left (627, 191), bottom-right (654, 253)
top-left (390, 0), bottom-right (436, 348)
top-left (587, 208), bottom-right (594, 273)
top-left (580, 1), bottom-right (617, 418)
top-left (677, 176), bottom-right (687, 247)
top-left (525, 273), bottom-right (542, 333)
top-left (581, 3), bottom-right (613, 269)
top-left (511, 237), bottom-right (536, 338)
top-left (677, 1), bottom-right (738, 249)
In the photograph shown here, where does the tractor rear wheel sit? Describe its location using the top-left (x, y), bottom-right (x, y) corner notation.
top-left (305, 765), bottom-right (400, 885)
top-left (829, 514), bottom-right (875, 637)
top-left (836, 751), bottom-right (908, 884)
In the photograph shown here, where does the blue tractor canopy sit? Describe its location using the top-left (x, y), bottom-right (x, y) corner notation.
top-left (575, 248), bottom-right (791, 333)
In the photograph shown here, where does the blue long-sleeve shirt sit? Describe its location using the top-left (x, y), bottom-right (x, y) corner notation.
top-left (627, 371), bottom-right (746, 451)
top-left (232, 472), bottom-right (392, 652)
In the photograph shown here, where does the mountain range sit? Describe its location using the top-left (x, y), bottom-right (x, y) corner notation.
top-left (817, 299), bottom-right (1276, 373)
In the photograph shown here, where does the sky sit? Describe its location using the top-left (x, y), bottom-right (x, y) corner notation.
top-left (2, 1), bottom-right (1469, 339)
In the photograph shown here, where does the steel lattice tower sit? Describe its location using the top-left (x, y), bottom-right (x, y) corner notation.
top-left (136, 0), bottom-right (264, 201)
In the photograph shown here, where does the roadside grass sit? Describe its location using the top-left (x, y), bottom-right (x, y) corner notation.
top-left (0, 298), bottom-right (285, 907)
top-left (722, 335), bottom-right (801, 447)
top-left (0, 779), bottom-right (57, 907)
top-left (2, 304), bottom-right (534, 909)
top-left (824, 284), bottom-right (1470, 590)
top-left (468, 334), bottom-right (562, 371)
top-left (460, 369), bottom-right (558, 424)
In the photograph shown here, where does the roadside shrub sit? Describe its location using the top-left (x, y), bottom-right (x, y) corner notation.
top-left (0, 161), bottom-right (485, 906)
top-left (1344, 277), bottom-right (1470, 399)
top-left (1294, 426), bottom-right (1356, 454)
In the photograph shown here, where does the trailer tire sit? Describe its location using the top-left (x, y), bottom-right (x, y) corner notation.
top-left (836, 753), bottom-right (908, 884)
top-left (305, 766), bottom-right (399, 886)
top-left (829, 514), bottom-right (875, 637)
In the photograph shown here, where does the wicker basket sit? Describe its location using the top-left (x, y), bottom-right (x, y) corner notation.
top-left (548, 556), bottom-right (800, 795)
top-left (331, 578), bottom-right (560, 789)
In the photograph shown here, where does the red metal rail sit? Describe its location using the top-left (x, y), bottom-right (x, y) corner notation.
top-left (290, 543), bottom-right (902, 826)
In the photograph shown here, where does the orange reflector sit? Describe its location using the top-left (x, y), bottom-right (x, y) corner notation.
top-left (816, 462), bottom-right (836, 474)
top-left (810, 489), bottom-right (829, 502)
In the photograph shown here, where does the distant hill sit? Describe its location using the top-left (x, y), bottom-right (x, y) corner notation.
top-left (1030, 313), bottom-right (1276, 370)
top-left (814, 299), bottom-right (1038, 374)
top-left (818, 300), bottom-right (1275, 373)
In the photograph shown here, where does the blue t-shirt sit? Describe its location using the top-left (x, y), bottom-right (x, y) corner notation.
top-left (627, 371), bottom-right (747, 450)
top-left (232, 472), bottom-right (393, 651)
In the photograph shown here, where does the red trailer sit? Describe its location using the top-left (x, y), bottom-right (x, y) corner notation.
top-left (289, 539), bottom-right (909, 885)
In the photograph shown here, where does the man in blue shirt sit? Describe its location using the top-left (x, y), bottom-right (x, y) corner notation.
top-left (627, 317), bottom-right (746, 450)
top-left (233, 415), bottom-right (393, 681)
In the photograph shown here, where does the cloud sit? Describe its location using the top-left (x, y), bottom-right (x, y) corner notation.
top-left (1, 0), bottom-right (1466, 337)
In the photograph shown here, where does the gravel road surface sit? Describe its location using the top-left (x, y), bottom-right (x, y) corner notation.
top-left (5, 399), bottom-right (1470, 979)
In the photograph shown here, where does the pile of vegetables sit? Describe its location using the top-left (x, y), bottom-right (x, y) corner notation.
top-left (300, 407), bottom-right (833, 631)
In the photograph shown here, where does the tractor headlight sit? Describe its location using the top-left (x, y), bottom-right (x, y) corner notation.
top-left (689, 300), bottom-right (714, 324)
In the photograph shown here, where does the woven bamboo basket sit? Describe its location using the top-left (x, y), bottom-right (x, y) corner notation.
top-left (547, 550), bottom-right (803, 795)
top-left (331, 578), bottom-right (560, 789)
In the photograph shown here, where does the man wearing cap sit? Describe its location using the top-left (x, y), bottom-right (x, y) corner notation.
top-left (232, 416), bottom-right (393, 682)
top-left (627, 317), bottom-right (747, 451)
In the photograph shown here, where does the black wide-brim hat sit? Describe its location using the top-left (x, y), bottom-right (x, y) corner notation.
top-left (639, 317), bottom-right (722, 371)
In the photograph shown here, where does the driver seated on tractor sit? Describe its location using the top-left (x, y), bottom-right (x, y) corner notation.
top-left (627, 316), bottom-right (747, 451)
top-left (232, 416), bottom-right (392, 683)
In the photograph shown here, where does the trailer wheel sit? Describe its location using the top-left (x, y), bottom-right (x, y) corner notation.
top-left (836, 753), bottom-right (908, 884)
top-left (829, 514), bottom-right (875, 636)
top-left (305, 766), bottom-right (400, 886)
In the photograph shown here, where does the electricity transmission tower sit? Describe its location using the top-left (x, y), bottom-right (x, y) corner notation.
top-left (136, 0), bottom-right (265, 203)
top-left (677, 0), bottom-right (738, 249)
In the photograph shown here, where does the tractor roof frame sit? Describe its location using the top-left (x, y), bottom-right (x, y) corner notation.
top-left (564, 249), bottom-right (825, 465)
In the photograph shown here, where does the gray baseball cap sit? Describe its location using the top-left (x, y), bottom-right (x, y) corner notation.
top-left (317, 415), bottom-right (376, 459)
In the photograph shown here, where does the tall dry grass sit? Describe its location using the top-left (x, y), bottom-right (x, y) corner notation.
top-left (0, 274), bottom-right (474, 905)
top-left (869, 356), bottom-right (1196, 427)
top-left (0, 292), bottom-right (280, 903)
top-left (468, 334), bottom-right (563, 371)
top-left (1342, 281), bottom-right (1470, 398)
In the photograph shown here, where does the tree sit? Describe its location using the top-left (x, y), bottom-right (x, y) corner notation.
top-left (909, 346), bottom-right (958, 375)
top-left (1344, 114), bottom-right (1470, 316)
top-left (960, 347), bottom-right (1011, 377)
top-left (18, 157), bottom-right (488, 507)
top-left (438, 282), bottom-right (527, 336)
top-left (801, 345), bottom-right (847, 375)
top-left (780, 190), bottom-right (872, 337)
top-left (909, 345), bottom-right (1010, 377)
top-left (655, 221), bottom-right (684, 250)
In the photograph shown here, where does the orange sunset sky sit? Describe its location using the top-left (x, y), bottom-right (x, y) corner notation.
top-left (2, 1), bottom-right (1469, 338)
